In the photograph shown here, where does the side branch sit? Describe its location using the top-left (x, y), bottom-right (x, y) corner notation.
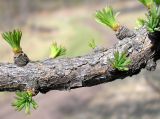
top-left (0, 27), bottom-right (159, 94)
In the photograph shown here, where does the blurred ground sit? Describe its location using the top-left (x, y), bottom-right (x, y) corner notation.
top-left (0, 0), bottom-right (160, 119)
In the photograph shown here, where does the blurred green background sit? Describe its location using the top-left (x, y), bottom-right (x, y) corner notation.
top-left (0, 0), bottom-right (160, 119)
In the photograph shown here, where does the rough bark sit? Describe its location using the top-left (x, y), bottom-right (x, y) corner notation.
top-left (0, 27), bottom-right (159, 95)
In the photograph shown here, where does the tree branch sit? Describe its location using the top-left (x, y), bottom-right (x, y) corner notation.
top-left (0, 27), bottom-right (159, 94)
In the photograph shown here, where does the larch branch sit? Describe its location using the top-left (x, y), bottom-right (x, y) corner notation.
top-left (0, 27), bottom-right (159, 95)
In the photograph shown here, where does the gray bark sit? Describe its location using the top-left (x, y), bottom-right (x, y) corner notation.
top-left (0, 27), bottom-right (159, 95)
